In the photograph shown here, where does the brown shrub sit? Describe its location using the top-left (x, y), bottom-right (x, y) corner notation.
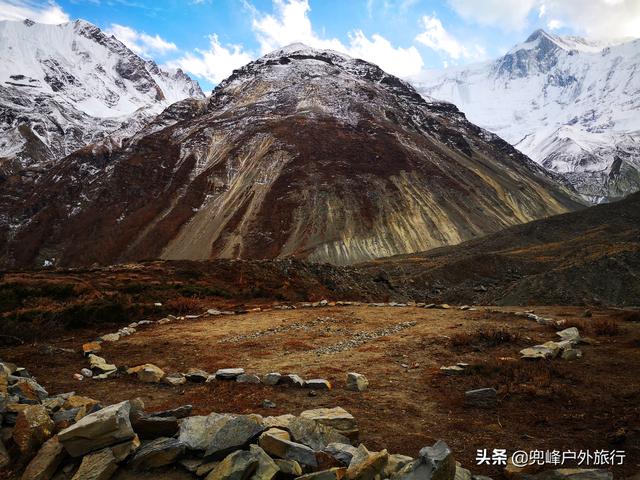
top-left (471, 358), bottom-right (563, 398)
top-left (591, 318), bottom-right (622, 336)
top-left (449, 327), bottom-right (522, 350)
top-left (614, 310), bottom-right (640, 323)
top-left (164, 296), bottom-right (203, 315)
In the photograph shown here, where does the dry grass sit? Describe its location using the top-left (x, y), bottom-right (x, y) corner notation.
top-left (558, 317), bottom-right (623, 336)
top-left (449, 327), bottom-right (522, 350)
top-left (471, 358), bottom-right (563, 398)
top-left (164, 296), bottom-right (204, 315)
top-left (614, 310), bottom-right (640, 323)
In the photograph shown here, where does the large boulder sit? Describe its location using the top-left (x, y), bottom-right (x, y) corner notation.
top-left (299, 408), bottom-right (358, 441)
top-left (71, 447), bottom-right (118, 480)
top-left (258, 429), bottom-right (318, 469)
top-left (58, 401), bottom-right (135, 457)
top-left (215, 369), bottom-right (245, 381)
top-left (178, 413), bottom-right (235, 451)
top-left (205, 450), bottom-right (259, 480)
top-left (204, 415), bottom-right (265, 459)
top-left (128, 437), bottom-right (185, 470)
top-left (13, 404), bottom-right (54, 457)
top-left (392, 440), bottom-right (455, 480)
top-left (127, 364), bottom-right (165, 383)
top-left (21, 436), bottom-right (67, 480)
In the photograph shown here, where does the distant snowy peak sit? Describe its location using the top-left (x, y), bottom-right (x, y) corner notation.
top-left (0, 18), bottom-right (203, 168)
top-left (0, 18), bottom-right (203, 118)
top-left (416, 29), bottom-right (640, 203)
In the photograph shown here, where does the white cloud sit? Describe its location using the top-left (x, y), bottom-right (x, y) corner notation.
top-left (107, 24), bottom-right (178, 57)
top-left (0, 0), bottom-right (70, 24)
top-left (251, 0), bottom-right (424, 78)
top-left (348, 31), bottom-right (424, 78)
top-left (447, 0), bottom-right (640, 38)
top-left (547, 18), bottom-right (563, 30)
top-left (448, 0), bottom-right (537, 31)
top-left (415, 15), bottom-right (486, 61)
top-left (165, 34), bottom-right (253, 85)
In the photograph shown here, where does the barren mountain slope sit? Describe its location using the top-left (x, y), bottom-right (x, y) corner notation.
top-left (3, 44), bottom-right (582, 268)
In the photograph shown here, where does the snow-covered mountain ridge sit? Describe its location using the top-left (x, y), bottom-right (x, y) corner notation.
top-left (0, 18), bottom-right (204, 169)
top-left (415, 29), bottom-right (640, 203)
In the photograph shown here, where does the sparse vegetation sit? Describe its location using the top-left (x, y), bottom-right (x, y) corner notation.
top-left (449, 327), bottom-right (522, 350)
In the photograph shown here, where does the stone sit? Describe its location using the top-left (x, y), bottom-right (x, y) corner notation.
top-left (249, 444), bottom-right (279, 480)
top-left (237, 374), bottom-right (261, 384)
top-left (178, 412), bottom-right (235, 451)
top-left (258, 430), bottom-right (318, 468)
top-left (556, 327), bottom-right (581, 344)
top-left (179, 458), bottom-right (202, 473)
top-left (53, 408), bottom-right (81, 430)
top-left (561, 349), bottom-right (583, 360)
top-left (164, 373), bottom-right (187, 386)
top-left (71, 447), bottom-right (118, 480)
top-left (73, 374), bottom-right (84, 381)
top-left (345, 444), bottom-right (388, 480)
top-left (393, 440), bottom-right (455, 480)
top-left (278, 374), bottom-right (305, 387)
top-left (324, 443), bottom-right (359, 466)
top-left (129, 437), bottom-right (186, 470)
top-left (455, 465), bottom-right (472, 480)
top-left (58, 400), bottom-right (135, 457)
top-left (275, 458), bottom-right (303, 477)
top-left (205, 415), bottom-right (265, 459)
top-left (464, 388), bottom-right (497, 408)
top-left (287, 417), bottom-right (351, 450)
top-left (440, 366), bottom-right (465, 376)
top-left (298, 468), bottom-right (347, 480)
top-left (149, 405), bottom-right (193, 419)
top-left (384, 454), bottom-right (414, 478)
top-left (504, 457), bottom-right (542, 479)
top-left (13, 404), bottom-right (54, 457)
top-left (262, 400), bottom-right (277, 409)
top-left (21, 435), bottom-right (66, 480)
top-left (346, 373), bottom-right (369, 392)
top-left (520, 469), bottom-right (612, 480)
top-left (300, 407), bottom-right (358, 441)
top-left (88, 355), bottom-right (117, 374)
top-left (110, 435), bottom-right (140, 462)
top-left (100, 333), bottom-right (120, 342)
top-left (205, 450), bottom-right (259, 480)
top-left (133, 364), bottom-right (165, 383)
top-left (306, 379), bottom-right (332, 390)
top-left (132, 415), bottom-right (179, 439)
top-left (262, 373), bottom-right (282, 386)
top-left (62, 395), bottom-right (100, 417)
top-left (185, 368), bottom-right (209, 383)
top-left (80, 368), bottom-right (93, 378)
top-left (197, 461), bottom-right (221, 476)
top-left (520, 346), bottom-right (556, 360)
top-left (82, 342), bottom-right (102, 356)
top-left (9, 378), bottom-right (49, 403)
top-left (215, 368), bottom-right (245, 380)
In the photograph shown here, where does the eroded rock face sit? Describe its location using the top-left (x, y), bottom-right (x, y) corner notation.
top-left (4, 44), bottom-right (581, 269)
top-left (13, 404), bottom-right (54, 457)
top-left (21, 436), bottom-right (67, 480)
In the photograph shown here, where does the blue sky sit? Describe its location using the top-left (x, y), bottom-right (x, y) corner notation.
top-left (1, 0), bottom-right (639, 91)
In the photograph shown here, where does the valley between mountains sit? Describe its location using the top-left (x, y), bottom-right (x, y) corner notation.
top-left (0, 16), bottom-right (639, 480)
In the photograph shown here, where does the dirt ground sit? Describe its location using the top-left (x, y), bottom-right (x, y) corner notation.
top-left (2, 305), bottom-right (639, 478)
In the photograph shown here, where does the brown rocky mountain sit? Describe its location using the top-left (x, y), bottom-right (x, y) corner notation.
top-left (2, 44), bottom-right (583, 268)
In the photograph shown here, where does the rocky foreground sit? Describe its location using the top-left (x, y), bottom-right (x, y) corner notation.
top-left (0, 357), bottom-right (615, 480)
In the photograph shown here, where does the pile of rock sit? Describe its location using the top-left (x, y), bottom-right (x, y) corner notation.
top-left (520, 327), bottom-right (583, 360)
top-left (1, 360), bottom-right (611, 480)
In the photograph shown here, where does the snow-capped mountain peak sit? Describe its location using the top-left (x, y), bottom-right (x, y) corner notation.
top-left (416, 30), bottom-right (640, 203)
top-left (0, 18), bottom-right (204, 168)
